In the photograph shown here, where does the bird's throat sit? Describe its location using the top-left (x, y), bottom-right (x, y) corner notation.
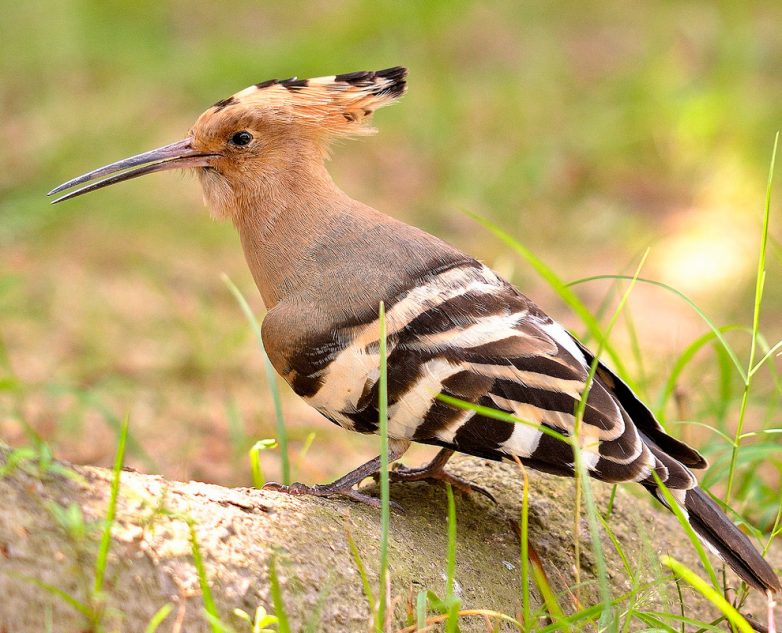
top-left (229, 170), bottom-right (352, 309)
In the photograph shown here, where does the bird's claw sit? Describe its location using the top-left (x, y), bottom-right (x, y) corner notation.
top-left (373, 463), bottom-right (497, 503)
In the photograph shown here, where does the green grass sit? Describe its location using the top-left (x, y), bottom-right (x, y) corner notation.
top-left (346, 525), bottom-right (376, 618)
top-left (7, 418), bottom-right (131, 632)
top-left (661, 556), bottom-right (754, 633)
top-left (268, 555), bottom-right (291, 633)
top-left (233, 604), bottom-right (280, 633)
top-left (376, 301), bottom-right (391, 632)
top-left (189, 519), bottom-right (221, 633)
top-left (8, 223), bottom-right (782, 632)
top-left (444, 484), bottom-right (459, 633)
top-left (93, 415), bottom-right (128, 599)
top-left (249, 438), bottom-right (278, 488)
top-left (223, 274), bottom-right (290, 486)
top-left (144, 603), bottom-right (174, 633)
top-left (516, 459), bottom-right (532, 628)
top-left (653, 472), bottom-right (720, 591)
top-left (725, 132), bottom-right (779, 506)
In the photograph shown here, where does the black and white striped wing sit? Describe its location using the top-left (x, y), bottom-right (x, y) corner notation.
top-left (295, 261), bottom-right (705, 491)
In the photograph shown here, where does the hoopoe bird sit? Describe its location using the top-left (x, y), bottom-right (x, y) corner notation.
top-left (50, 67), bottom-right (779, 594)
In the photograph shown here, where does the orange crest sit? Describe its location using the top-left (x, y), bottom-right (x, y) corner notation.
top-left (206, 66), bottom-right (407, 139)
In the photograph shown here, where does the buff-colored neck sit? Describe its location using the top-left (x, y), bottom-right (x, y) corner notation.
top-left (228, 154), bottom-right (353, 309)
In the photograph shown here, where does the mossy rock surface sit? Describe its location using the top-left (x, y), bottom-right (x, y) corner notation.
top-left (0, 448), bottom-right (777, 631)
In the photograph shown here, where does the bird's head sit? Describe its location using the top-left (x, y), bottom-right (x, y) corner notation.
top-left (49, 67), bottom-right (407, 217)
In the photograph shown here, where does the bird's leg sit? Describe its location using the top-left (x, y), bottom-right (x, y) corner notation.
top-left (263, 439), bottom-right (410, 510)
top-left (385, 448), bottom-right (497, 502)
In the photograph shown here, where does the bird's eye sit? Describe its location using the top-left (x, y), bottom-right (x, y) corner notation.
top-left (229, 131), bottom-right (253, 146)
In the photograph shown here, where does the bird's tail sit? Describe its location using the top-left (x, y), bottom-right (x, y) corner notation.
top-left (654, 486), bottom-right (780, 593)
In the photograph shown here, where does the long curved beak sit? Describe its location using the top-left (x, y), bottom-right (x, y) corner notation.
top-left (47, 138), bottom-right (218, 204)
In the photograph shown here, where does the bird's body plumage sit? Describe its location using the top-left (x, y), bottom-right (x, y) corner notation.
top-left (266, 245), bottom-right (690, 490)
top-left (50, 66), bottom-right (780, 595)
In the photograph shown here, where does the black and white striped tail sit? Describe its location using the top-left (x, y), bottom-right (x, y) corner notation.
top-left (680, 487), bottom-right (780, 593)
top-left (650, 485), bottom-right (780, 593)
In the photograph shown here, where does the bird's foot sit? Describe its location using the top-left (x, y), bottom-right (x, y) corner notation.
top-left (263, 480), bottom-right (402, 511)
top-left (382, 462), bottom-right (497, 503)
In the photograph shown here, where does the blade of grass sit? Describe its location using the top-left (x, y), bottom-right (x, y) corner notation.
top-left (298, 431), bottom-right (316, 462)
top-left (203, 612), bottom-right (236, 633)
top-left (535, 579), bottom-right (668, 633)
top-left (462, 208), bottom-right (629, 379)
top-left (531, 557), bottom-right (570, 632)
top-left (667, 420), bottom-right (734, 446)
top-left (144, 603), bottom-right (174, 633)
top-left (660, 556), bottom-right (754, 633)
top-left (653, 326), bottom-right (741, 421)
top-left (445, 483), bottom-right (459, 633)
top-left (712, 343), bottom-right (736, 430)
top-left (416, 591), bottom-right (428, 630)
top-left (222, 274), bottom-right (289, 485)
top-left (15, 574), bottom-right (92, 618)
top-left (269, 554), bottom-right (291, 633)
top-left (762, 479), bottom-right (782, 556)
top-left (623, 302), bottom-right (648, 398)
top-left (633, 611), bottom-right (679, 632)
top-left (345, 525), bottom-right (375, 618)
top-left (567, 275), bottom-right (745, 380)
top-left (652, 472), bottom-right (720, 591)
top-left (749, 338), bottom-right (782, 378)
top-left (189, 520), bottom-right (220, 633)
top-left (605, 484), bottom-right (618, 518)
top-left (726, 132), bottom-right (779, 504)
top-left (754, 333), bottom-right (782, 398)
top-left (93, 414), bottom-right (128, 597)
top-left (572, 251), bottom-right (649, 629)
top-left (596, 512), bottom-right (633, 579)
top-left (377, 300), bottom-right (390, 633)
top-left (633, 611), bottom-right (729, 632)
top-left (435, 394), bottom-right (569, 444)
top-left (249, 439), bottom-right (278, 488)
top-left (225, 396), bottom-right (249, 459)
top-left (397, 609), bottom-right (522, 633)
top-left (511, 456), bottom-right (531, 628)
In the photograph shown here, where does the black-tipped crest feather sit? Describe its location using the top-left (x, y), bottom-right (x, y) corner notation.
top-left (201, 67), bottom-right (407, 139)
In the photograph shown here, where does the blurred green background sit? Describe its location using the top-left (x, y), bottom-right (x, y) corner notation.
top-left (1, 2), bottom-right (780, 518)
